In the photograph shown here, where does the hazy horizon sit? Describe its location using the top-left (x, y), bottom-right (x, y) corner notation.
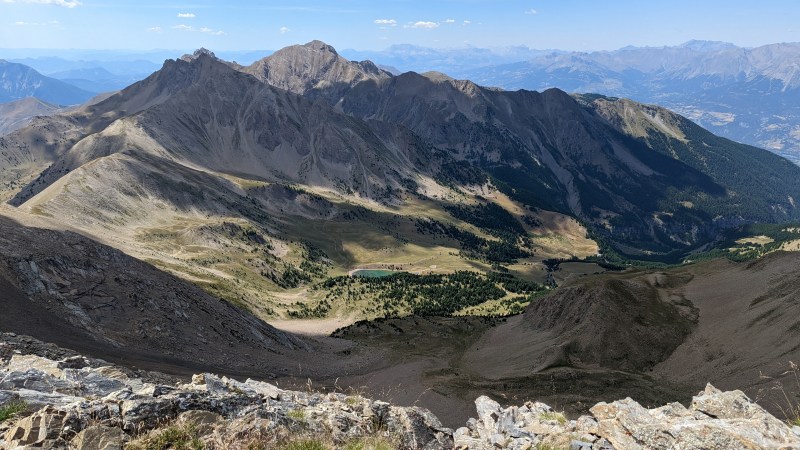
top-left (2, 0), bottom-right (800, 53)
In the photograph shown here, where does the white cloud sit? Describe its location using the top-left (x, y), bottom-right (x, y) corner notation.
top-left (2, 0), bottom-right (80, 7)
top-left (407, 21), bottom-right (439, 29)
top-left (14, 19), bottom-right (60, 26)
top-left (524, 8), bottom-right (538, 15)
top-left (374, 19), bottom-right (397, 26)
top-left (147, 26), bottom-right (163, 33)
top-left (171, 24), bottom-right (224, 35)
top-left (279, 26), bottom-right (291, 34)
top-left (463, 20), bottom-right (472, 25)
top-left (200, 26), bottom-right (225, 36)
top-left (444, 19), bottom-right (456, 24)
top-left (177, 12), bottom-right (195, 18)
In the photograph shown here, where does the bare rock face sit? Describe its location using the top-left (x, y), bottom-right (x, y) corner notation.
top-left (456, 384), bottom-right (800, 450)
top-left (590, 389), bottom-right (797, 449)
top-left (0, 349), bottom-right (453, 450)
top-left (70, 425), bottom-right (126, 450)
top-left (244, 40), bottom-right (391, 99)
top-left (3, 405), bottom-right (69, 449)
top-left (3, 344), bottom-right (800, 449)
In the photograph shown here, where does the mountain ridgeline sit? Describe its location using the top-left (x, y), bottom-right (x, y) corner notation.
top-left (1, 41), bottom-right (799, 267)
top-left (443, 41), bottom-right (800, 164)
top-left (0, 59), bottom-right (95, 105)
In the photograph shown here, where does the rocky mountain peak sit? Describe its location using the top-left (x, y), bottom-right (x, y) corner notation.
top-left (180, 47), bottom-right (217, 62)
top-left (303, 39), bottom-right (339, 56)
top-left (243, 40), bottom-right (391, 97)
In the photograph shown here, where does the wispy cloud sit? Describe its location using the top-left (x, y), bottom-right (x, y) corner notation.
top-left (524, 8), bottom-right (538, 15)
top-left (171, 24), bottom-right (224, 35)
top-left (463, 20), bottom-right (472, 25)
top-left (407, 21), bottom-right (439, 29)
top-left (373, 19), bottom-right (397, 28)
top-left (2, 0), bottom-right (80, 7)
top-left (279, 26), bottom-right (291, 34)
top-left (444, 19), bottom-right (456, 24)
top-left (14, 19), bottom-right (60, 26)
top-left (147, 26), bottom-right (163, 33)
top-left (177, 12), bottom-right (195, 18)
top-left (200, 26), bottom-right (224, 36)
top-left (374, 18), bottom-right (397, 27)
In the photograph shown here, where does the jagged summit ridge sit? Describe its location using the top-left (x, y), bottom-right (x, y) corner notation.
top-left (243, 39), bottom-right (392, 97)
top-left (179, 47), bottom-right (217, 62)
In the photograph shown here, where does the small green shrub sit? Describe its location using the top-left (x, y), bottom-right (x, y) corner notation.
top-left (538, 411), bottom-right (567, 425)
top-left (0, 401), bottom-right (27, 423)
top-left (279, 438), bottom-right (330, 450)
top-left (287, 409), bottom-right (306, 421)
top-left (125, 422), bottom-right (204, 450)
top-left (342, 436), bottom-right (396, 450)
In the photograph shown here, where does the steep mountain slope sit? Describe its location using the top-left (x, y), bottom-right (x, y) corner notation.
top-left (456, 251), bottom-right (800, 417)
top-left (244, 40), bottom-right (392, 100)
top-left (0, 97), bottom-right (61, 136)
top-left (2, 49), bottom-right (529, 319)
top-left (0, 60), bottom-right (94, 105)
top-left (582, 94), bottom-right (800, 222)
top-left (3, 40), bottom-right (800, 320)
top-left (0, 212), bottom-right (306, 374)
top-left (333, 71), bottom-right (800, 258)
top-left (8, 52), bottom-right (430, 207)
top-left (454, 41), bottom-right (800, 163)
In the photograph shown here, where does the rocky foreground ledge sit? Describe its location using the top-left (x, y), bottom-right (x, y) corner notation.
top-left (1, 340), bottom-right (799, 449)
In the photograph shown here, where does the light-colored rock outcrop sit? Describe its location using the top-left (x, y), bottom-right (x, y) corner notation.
top-left (2, 351), bottom-right (799, 449)
top-left (0, 354), bottom-right (452, 449)
top-left (455, 385), bottom-right (800, 450)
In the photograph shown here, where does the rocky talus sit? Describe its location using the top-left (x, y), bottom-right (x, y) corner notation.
top-left (1, 338), bottom-right (799, 449)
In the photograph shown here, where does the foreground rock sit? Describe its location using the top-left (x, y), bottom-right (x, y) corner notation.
top-left (1, 345), bottom-right (799, 449)
top-left (454, 387), bottom-right (800, 450)
top-left (0, 353), bottom-right (451, 449)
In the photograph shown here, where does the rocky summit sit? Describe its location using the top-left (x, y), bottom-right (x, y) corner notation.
top-left (1, 336), bottom-right (799, 449)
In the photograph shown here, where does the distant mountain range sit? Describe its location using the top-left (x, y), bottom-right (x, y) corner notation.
top-left (0, 59), bottom-right (95, 105)
top-left (350, 41), bottom-right (800, 164)
top-left (7, 57), bottom-right (161, 95)
top-left (4, 41), bottom-right (800, 163)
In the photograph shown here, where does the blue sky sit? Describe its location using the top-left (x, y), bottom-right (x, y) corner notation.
top-left (2, 0), bottom-right (799, 52)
